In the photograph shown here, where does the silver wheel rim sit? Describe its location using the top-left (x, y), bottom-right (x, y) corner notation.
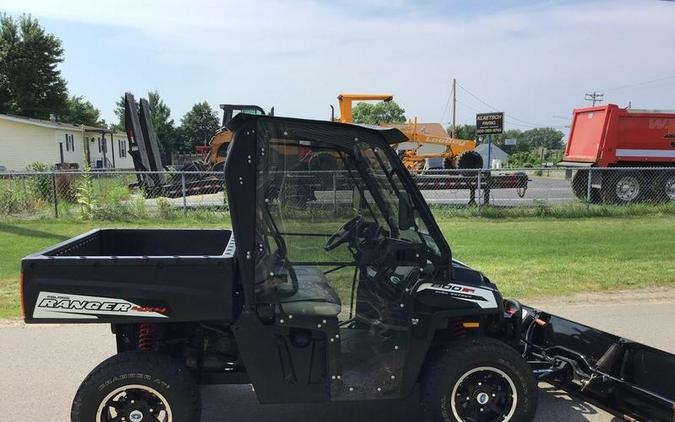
top-left (450, 366), bottom-right (518, 422)
top-left (665, 175), bottom-right (675, 200)
top-left (96, 384), bottom-right (172, 422)
top-left (615, 176), bottom-right (640, 202)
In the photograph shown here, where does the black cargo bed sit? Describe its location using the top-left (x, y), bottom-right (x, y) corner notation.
top-left (22, 229), bottom-right (237, 324)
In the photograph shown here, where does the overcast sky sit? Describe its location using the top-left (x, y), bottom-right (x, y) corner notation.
top-left (2, 0), bottom-right (674, 132)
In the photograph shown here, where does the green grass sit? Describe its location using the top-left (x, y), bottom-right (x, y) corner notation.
top-left (1, 215), bottom-right (674, 318)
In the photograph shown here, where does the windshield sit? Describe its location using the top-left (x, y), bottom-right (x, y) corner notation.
top-left (252, 128), bottom-right (442, 287)
top-left (357, 144), bottom-right (442, 257)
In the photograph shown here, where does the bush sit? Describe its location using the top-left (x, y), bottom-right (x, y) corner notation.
top-left (130, 196), bottom-right (149, 219)
top-left (0, 185), bottom-right (24, 215)
top-left (156, 197), bottom-right (176, 219)
top-left (55, 173), bottom-right (78, 202)
top-left (92, 186), bottom-right (132, 221)
top-left (26, 162), bottom-right (53, 202)
top-left (76, 166), bottom-right (97, 220)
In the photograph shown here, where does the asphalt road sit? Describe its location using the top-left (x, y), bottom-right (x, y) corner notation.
top-left (155, 176), bottom-right (578, 210)
top-left (420, 176), bottom-right (577, 206)
top-left (1, 295), bottom-right (672, 421)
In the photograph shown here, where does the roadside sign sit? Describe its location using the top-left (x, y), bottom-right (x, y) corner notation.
top-left (476, 112), bottom-right (504, 135)
top-left (504, 138), bottom-right (517, 145)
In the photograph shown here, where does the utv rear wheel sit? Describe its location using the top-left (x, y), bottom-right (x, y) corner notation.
top-left (71, 352), bottom-right (201, 422)
top-left (420, 337), bottom-right (537, 422)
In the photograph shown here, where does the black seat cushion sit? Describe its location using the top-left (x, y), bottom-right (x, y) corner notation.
top-left (275, 266), bottom-right (342, 317)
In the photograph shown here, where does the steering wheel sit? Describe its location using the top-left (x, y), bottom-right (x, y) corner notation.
top-left (324, 216), bottom-right (363, 251)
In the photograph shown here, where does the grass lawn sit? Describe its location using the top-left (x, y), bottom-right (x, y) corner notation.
top-left (1, 216), bottom-right (674, 318)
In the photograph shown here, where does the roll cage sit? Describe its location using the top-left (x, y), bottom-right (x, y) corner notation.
top-left (224, 114), bottom-right (453, 311)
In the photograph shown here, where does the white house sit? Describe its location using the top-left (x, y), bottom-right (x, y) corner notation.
top-left (0, 113), bottom-right (134, 171)
top-left (474, 143), bottom-right (510, 169)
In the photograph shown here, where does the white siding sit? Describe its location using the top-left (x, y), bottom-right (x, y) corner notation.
top-left (112, 133), bottom-right (134, 169)
top-left (54, 130), bottom-right (85, 165)
top-left (0, 119), bottom-right (67, 170)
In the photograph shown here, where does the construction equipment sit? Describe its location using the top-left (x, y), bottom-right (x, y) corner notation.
top-left (561, 104), bottom-right (675, 203)
top-left (336, 93), bottom-right (483, 174)
top-left (23, 112), bottom-right (674, 422)
top-left (200, 104), bottom-right (269, 171)
top-left (124, 93), bottom-right (224, 198)
top-left (336, 93), bottom-right (528, 203)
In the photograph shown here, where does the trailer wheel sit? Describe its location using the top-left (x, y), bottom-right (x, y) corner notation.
top-left (571, 170), bottom-right (600, 203)
top-left (71, 352), bottom-right (201, 422)
top-left (453, 150), bottom-right (484, 172)
top-left (602, 170), bottom-right (646, 204)
top-left (420, 337), bottom-right (537, 422)
top-left (653, 171), bottom-right (675, 202)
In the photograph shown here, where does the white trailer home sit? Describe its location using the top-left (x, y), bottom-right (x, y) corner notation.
top-left (0, 113), bottom-right (134, 171)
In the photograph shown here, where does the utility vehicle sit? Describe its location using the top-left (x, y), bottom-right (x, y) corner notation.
top-left (21, 99), bottom-right (675, 422)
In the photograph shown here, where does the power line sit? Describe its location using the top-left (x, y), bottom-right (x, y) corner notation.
top-left (601, 74), bottom-right (675, 93)
top-left (439, 81), bottom-right (453, 123)
top-left (455, 82), bottom-right (551, 128)
top-left (585, 91), bottom-right (604, 106)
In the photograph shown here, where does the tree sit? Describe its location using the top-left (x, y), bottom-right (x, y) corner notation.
top-left (61, 95), bottom-right (102, 126)
top-left (112, 95), bottom-right (125, 131)
top-left (446, 124), bottom-right (477, 140)
top-left (520, 127), bottom-right (564, 150)
top-left (112, 91), bottom-right (178, 163)
top-left (352, 101), bottom-right (406, 124)
top-left (147, 91), bottom-right (177, 162)
top-left (178, 101), bottom-right (219, 152)
top-left (0, 14), bottom-right (68, 119)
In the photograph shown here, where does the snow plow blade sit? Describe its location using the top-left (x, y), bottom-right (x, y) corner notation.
top-left (513, 302), bottom-right (675, 422)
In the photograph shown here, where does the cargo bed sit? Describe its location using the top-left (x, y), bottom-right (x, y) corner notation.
top-left (21, 228), bottom-right (237, 324)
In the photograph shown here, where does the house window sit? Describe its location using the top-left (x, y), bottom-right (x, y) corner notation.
top-left (97, 137), bottom-right (102, 153)
top-left (64, 134), bottom-right (75, 152)
top-left (118, 140), bottom-right (127, 158)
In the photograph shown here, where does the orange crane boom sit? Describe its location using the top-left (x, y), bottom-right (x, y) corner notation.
top-left (336, 93), bottom-right (482, 173)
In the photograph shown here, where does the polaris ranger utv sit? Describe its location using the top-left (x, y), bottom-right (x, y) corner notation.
top-left (22, 103), bottom-right (675, 422)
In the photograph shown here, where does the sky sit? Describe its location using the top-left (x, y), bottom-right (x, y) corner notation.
top-left (1, 0), bottom-right (675, 133)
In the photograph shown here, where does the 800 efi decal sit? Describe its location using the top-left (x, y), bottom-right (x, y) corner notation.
top-left (416, 282), bottom-right (498, 309)
top-left (33, 291), bottom-right (168, 320)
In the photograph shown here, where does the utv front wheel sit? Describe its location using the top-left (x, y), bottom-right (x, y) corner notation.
top-left (421, 338), bottom-right (537, 422)
top-left (71, 352), bottom-right (201, 422)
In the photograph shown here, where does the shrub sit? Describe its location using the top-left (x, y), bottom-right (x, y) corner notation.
top-left (0, 185), bottom-right (24, 215)
top-left (156, 197), bottom-right (176, 219)
top-left (92, 186), bottom-right (132, 221)
top-left (76, 166), bottom-right (98, 220)
top-left (26, 162), bottom-right (53, 202)
top-left (130, 196), bottom-right (149, 219)
top-left (55, 173), bottom-right (78, 202)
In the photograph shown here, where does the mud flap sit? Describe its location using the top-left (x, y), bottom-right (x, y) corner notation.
top-left (516, 303), bottom-right (675, 422)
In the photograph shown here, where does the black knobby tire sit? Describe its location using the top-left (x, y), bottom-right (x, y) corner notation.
top-left (71, 351), bottom-right (201, 422)
top-left (601, 170), bottom-right (646, 204)
top-left (571, 170), bottom-right (600, 203)
top-left (652, 171), bottom-right (675, 202)
top-left (453, 150), bottom-right (484, 170)
top-left (420, 337), bottom-right (537, 422)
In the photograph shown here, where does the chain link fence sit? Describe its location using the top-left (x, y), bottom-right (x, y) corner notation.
top-left (0, 167), bottom-right (673, 220)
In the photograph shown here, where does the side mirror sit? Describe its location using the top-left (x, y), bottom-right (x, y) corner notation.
top-left (398, 191), bottom-right (415, 230)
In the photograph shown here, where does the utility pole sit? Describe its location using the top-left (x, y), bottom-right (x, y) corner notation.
top-left (585, 91), bottom-right (604, 106)
top-left (451, 78), bottom-right (457, 139)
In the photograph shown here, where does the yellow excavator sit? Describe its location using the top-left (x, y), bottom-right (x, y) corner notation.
top-left (335, 93), bottom-right (483, 174)
top-left (187, 104), bottom-right (270, 172)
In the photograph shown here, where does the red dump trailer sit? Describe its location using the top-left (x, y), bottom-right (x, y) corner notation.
top-left (561, 104), bottom-right (675, 203)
